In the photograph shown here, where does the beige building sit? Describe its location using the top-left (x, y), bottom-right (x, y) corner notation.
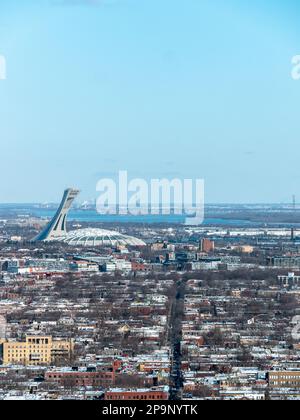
top-left (3, 336), bottom-right (73, 366)
top-left (231, 245), bottom-right (254, 254)
top-left (268, 371), bottom-right (300, 388)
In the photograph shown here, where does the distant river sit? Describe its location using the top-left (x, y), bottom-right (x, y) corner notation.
top-left (1, 204), bottom-right (300, 227)
top-left (0, 205), bottom-right (266, 226)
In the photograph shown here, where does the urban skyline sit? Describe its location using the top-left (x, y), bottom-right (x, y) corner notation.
top-left (1, 0), bottom-right (300, 404)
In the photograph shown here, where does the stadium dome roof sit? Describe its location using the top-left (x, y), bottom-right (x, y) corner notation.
top-left (59, 228), bottom-right (146, 247)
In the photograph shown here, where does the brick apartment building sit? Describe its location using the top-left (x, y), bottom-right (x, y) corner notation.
top-left (104, 387), bottom-right (169, 401)
top-left (45, 368), bottom-right (115, 388)
top-left (268, 371), bottom-right (300, 388)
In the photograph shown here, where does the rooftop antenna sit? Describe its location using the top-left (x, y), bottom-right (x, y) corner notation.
top-left (293, 195), bottom-right (296, 210)
top-left (292, 195), bottom-right (296, 242)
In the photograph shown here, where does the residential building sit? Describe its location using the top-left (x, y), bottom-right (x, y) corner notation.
top-left (3, 336), bottom-right (73, 366)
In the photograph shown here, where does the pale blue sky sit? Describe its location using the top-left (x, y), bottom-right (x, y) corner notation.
top-left (0, 0), bottom-right (300, 203)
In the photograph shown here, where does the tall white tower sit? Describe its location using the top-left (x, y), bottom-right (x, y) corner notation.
top-left (34, 188), bottom-right (80, 241)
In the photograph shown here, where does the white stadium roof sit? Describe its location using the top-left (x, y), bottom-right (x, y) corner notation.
top-left (58, 228), bottom-right (146, 247)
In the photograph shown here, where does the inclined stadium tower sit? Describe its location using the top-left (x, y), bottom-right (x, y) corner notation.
top-left (34, 188), bottom-right (80, 241)
top-left (34, 189), bottom-right (146, 247)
